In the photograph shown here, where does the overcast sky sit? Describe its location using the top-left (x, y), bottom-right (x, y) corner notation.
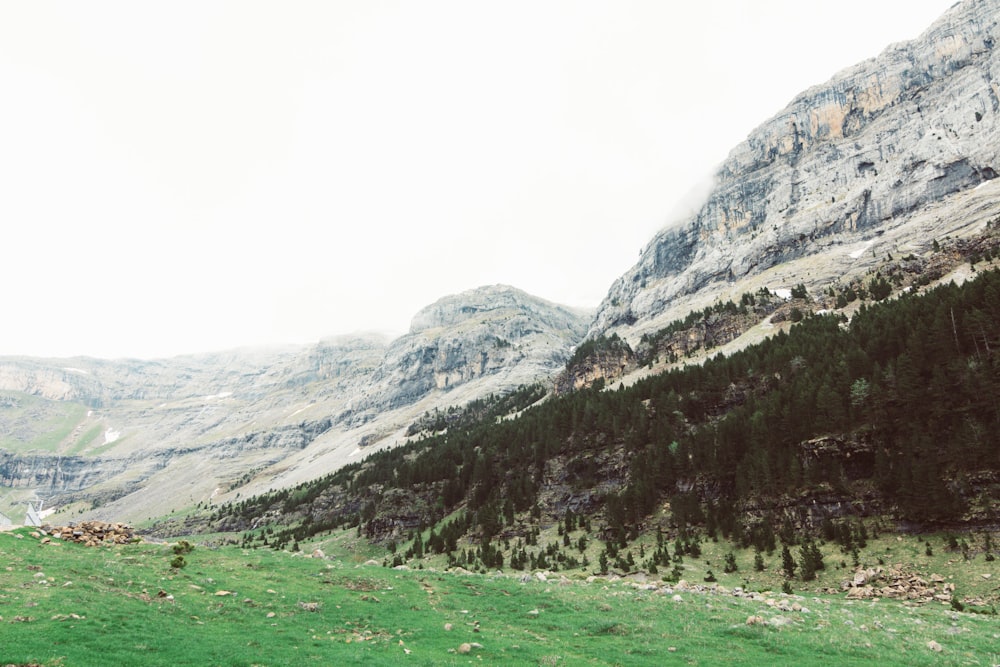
top-left (0, 1), bottom-right (958, 359)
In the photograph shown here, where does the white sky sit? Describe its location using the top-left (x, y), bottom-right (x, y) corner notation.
top-left (0, 1), bottom-right (958, 359)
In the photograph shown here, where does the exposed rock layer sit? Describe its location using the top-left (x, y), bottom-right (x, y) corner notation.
top-left (0, 286), bottom-right (588, 521)
top-left (593, 0), bottom-right (1000, 340)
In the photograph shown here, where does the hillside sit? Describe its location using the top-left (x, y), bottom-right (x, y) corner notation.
top-left (3, 524), bottom-right (998, 666)
top-left (0, 286), bottom-right (588, 523)
top-left (3, 0), bottom-right (1000, 544)
top-left (592, 0), bottom-right (1000, 346)
top-left (183, 265), bottom-right (999, 590)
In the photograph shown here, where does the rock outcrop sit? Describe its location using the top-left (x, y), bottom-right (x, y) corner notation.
top-left (0, 285), bottom-right (587, 522)
top-left (593, 0), bottom-right (1000, 341)
top-left (344, 285), bottom-right (589, 422)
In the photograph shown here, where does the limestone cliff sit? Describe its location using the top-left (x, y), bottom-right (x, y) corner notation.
top-left (0, 286), bottom-right (587, 522)
top-left (593, 0), bottom-right (1000, 340)
top-left (341, 285), bottom-right (590, 423)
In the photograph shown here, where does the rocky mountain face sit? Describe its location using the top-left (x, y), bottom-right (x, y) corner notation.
top-left (6, 1), bottom-right (1000, 528)
top-left (0, 286), bottom-right (588, 522)
top-left (348, 286), bottom-right (588, 422)
top-left (592, 0), bottom-right (1000, 342)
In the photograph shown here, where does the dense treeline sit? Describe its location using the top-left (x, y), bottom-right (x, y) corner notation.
top-left (566, 333), bottom-right (632, 368)
top-left (218, 269), bottom-right (1000, 548)
top-left (405, 383), bottom-right (547, 436)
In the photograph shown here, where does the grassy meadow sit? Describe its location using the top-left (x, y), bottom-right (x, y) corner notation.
top-left (2, 527), bottom-right (998, 666)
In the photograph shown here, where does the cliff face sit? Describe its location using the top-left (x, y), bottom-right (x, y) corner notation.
top-left (593, 0), bottom-right (1000, 339)
top-left (320, 286), bottom-right (590, 425)
top-left (359, 285), bottom-right (589, 417)
top-left (0, 286), bottom-right (587, 522)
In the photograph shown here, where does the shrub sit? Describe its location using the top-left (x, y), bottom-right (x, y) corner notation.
top-left (172, 540), bottom-right (194, 555)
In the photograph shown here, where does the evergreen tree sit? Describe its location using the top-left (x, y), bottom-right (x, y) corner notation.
top-left (781, 545), bottom-right (797, 578)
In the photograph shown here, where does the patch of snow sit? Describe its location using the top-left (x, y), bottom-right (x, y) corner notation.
top-left (62, 367), bottom-right (90, 375)
top-left (86, 410), bottom-right (93, 417)
top-left (203, 391), bottom-right (233, 401)
top-left (849, 240), bottom-right (875, 259)
top-left (103, 428), bottom-right (121, 445)
top-left (771, 288), bottom-right (792, 300)
top-left (39, 507), bottom-right (57, 520)
top-left (349, 448), bottom-right (362, 457)
top-left (288, 404), bottom-right (312, 418)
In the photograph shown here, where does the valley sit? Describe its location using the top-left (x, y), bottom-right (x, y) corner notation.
top-left (2, 2), bottom-right (1000, 665)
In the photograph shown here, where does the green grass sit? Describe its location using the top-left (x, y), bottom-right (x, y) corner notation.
top-left (2, 528), bottom-right (998, 666)
top-left (0, 391), bottom-right (88, 453)
top-left (64, 423), bottom-right (104, 456)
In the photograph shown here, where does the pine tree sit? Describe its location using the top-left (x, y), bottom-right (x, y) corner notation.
top-left (781, 545), bottom-right (797, 578)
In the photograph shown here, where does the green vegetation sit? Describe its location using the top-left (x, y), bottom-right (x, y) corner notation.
top-left (637, 293), bottom-right (776, 364)
top-left (567, 333), bottom-right (633, 368)
top-left (406, 384), bottom-right (547, 436)
top-left (211, 269), bottom-right (1000, 558)
top-left (2, 527), bottom-right (998, 666)
top-left (65, 423), bottom-right (104, 456)
top-left (0, 391), bottom-right (89, 453)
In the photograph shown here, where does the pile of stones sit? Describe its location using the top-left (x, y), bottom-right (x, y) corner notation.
top-left (840, 566), bottom-right (956, 602)
top-left (39, 521), bottom-right (135, 546)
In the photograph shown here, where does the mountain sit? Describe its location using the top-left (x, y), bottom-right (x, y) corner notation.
top-left (4, 0), bottom-right (1000, 533)
top-left (592, 0), bottom-right (1000, 343)
top-left (0, 286), bottom-right (588, 522)
top-left (188, 0), bottom-right (1000, 555)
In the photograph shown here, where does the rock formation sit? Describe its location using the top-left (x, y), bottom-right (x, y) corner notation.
top-left (0, 285), bottom-right (588, 522)
top-left (351, 285), bottom-right (589, 421)
top-left (593, 0), bottom-right (1000, 341)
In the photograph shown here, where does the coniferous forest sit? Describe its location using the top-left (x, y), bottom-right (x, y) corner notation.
top-left (208, 269), bottom-right (1000, 556)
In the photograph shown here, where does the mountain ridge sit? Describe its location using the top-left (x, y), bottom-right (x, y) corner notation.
top-left (590, 0), bottom-right (1000, 343)
top-left (0, 285), bottom-right (588, 522)
top-left (3, 0), bottom-right (1000, 529)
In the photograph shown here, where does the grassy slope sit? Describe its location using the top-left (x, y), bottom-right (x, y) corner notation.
top-left (0, 391), bottom-right (90, 454)
top-left (1, 528), bottom-right (997, 667)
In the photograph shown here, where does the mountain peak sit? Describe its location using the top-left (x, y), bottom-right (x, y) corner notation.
top-left (409, 284), bottom-right (582, 334)
top-left (592, 0), bottom-right (1000, 342)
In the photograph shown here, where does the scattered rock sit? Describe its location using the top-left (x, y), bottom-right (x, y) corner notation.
top-left (50, 613), bottom-right (85, 621)
top-left (266, 612), bottom-right (276, 618)
top-left (927, 640), bottom-right (943, 653)
top-left (298, 601), bottom-right (320, 612)
top-left (746, 615), bottom-right (766, 626)
top-left (311, 549), bottom-right (326, 559)
top-left (842, 566), bottom-right (949, 603)
top-left (457, 643), bottom-right (472, 654)
top-left (527, 609), bottom-right (540, 617)
top-left (214, 590), bottom-right (234, 597)
top-left (42, 521), bottom-right (134, 546)
top-left (444, 623), bottom-right (453, 631)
